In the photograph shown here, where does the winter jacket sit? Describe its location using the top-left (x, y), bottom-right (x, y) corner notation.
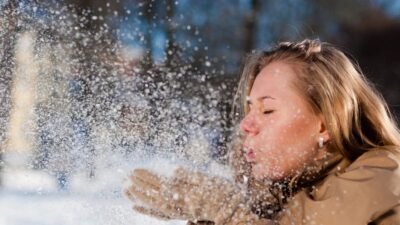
top-left (189, 148), bottom-right (400, 225)
top-left (277, 149), bottom-right (400, 225)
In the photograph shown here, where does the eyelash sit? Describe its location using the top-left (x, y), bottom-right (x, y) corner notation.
top-left (263, 110), bottom-right (274, 115)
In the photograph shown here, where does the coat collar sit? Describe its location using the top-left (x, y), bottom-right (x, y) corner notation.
top-left (287, 152), bottom-right (349, 195)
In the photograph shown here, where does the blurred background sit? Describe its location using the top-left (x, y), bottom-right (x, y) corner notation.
top-left (0, 0), bottom-right (400, 224)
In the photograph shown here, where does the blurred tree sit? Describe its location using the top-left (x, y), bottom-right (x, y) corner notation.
top-left (0, 0), bottom-right (19, 187)
top-left (164, 0), bottom-right (180, 68)
top-left (30, 0), bottom-right (126, 179)
top-left (142, 0), bottom-right (156, 68)
top-left (242, 0), bottom-right (260, 54)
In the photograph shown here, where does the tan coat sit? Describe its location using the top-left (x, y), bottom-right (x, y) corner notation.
top-left (279, 150), bottom-right (400, 225)
top-left (278, 149), bottom-right (400, 225)
top-left (189, 149), bottom-right (400, 225)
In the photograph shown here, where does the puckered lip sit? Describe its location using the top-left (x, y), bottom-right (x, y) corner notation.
top-left (243, 145), bottom-right (256, 162)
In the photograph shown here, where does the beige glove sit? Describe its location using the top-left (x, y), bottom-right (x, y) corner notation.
top-left (124, 167), bottom-right (272, 225)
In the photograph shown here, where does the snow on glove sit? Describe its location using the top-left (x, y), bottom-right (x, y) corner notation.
top-left (124, 167), bottom-right (273, 225)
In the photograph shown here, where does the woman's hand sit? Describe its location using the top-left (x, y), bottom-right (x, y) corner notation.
top-left (124, 167), bottom-right (272, 225)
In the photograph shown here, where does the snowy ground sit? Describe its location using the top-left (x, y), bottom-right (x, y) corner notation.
top-left (0, 152), bottom-right (230, 225)
top-left (0, 170), bottom-right (184, 225)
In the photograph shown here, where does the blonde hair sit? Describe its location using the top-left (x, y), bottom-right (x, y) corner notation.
top-left (234, 39), bottom-right (400, 160)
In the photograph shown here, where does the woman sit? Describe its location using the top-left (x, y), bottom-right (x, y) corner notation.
top-left (125, 39), bottom-right (400, 225)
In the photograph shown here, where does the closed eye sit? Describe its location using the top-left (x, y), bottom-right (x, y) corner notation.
top-left (263, 110), bottom-right (274, 115)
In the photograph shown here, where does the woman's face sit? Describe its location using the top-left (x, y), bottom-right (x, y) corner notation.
top-left (240, 61), bottom-right (328, 181)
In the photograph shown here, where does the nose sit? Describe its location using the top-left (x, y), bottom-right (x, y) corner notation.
top-left (240, 114), bottom-right (259, 136)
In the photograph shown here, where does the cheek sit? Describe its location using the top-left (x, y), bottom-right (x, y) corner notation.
top-left (277, 111), bottom-right (318, 150)
top-left (252, 112), bottom-right (319, 179)
top-left (256, 113), bottom-right (316, 152)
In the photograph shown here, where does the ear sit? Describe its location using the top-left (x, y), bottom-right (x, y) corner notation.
top-left (318, 114), bottom-right (330, 144)
top-left (316, 114), bottom-right (330, 160)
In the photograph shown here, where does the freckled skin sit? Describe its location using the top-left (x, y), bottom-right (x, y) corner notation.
top-left (240, 61), bottom-right (328, 181)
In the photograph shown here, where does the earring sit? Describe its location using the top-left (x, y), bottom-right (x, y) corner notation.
top-left (318, 137), bottom-right (324, 148)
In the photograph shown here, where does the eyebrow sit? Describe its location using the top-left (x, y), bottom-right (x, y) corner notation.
top-left (246, 95), bottom-right (276, 104)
